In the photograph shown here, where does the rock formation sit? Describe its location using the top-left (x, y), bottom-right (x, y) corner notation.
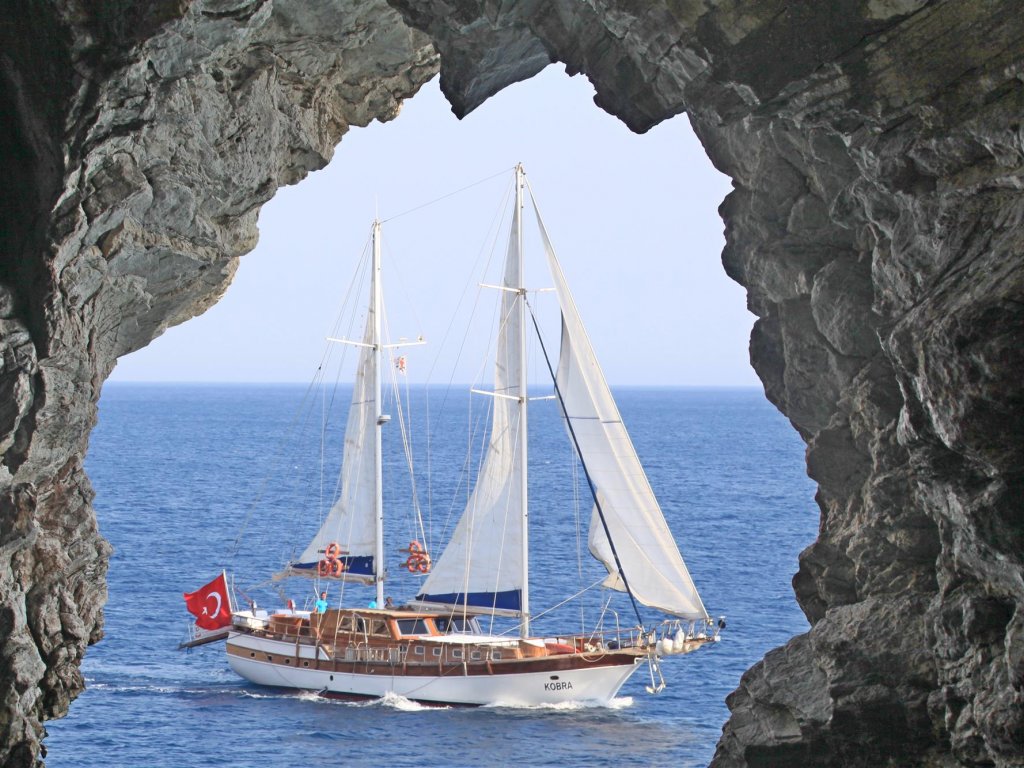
top-left (0, 2), bottom-right (436, 764)
top-left (1, 1), bottom-right (1021, 766)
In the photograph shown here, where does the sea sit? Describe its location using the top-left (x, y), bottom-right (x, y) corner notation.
top-left (45, 383), bottom-right (817, 768)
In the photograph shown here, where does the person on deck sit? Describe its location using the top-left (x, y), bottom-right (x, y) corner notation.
top-left (315, 591), bottom-right (328, 613)
top-left (384, 596), bottom-right (395, 609)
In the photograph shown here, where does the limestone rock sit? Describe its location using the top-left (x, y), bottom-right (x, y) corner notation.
top-left (1, 1), bottom-right (1022, 765)
top-left (0, 2), bottom-right (437, 764)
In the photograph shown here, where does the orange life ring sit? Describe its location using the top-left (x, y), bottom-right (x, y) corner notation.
top-left (404, 552), bottom-right (430, 573)
top-left (408, 540), bottom-right (423, 554)
top-left (317, 559), bottom-right (330, 577)
top-left (325, 542), bottom-right (342, 561)
top-left (330, 559), bottom-right (345, 577)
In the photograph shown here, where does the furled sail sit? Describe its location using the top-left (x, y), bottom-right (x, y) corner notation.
top-left (286, 302), bottom-right (378, 584)
top-left (531, 195), bottom-right (709, 621)
top-left (416, 193), bottom-right (526, 615)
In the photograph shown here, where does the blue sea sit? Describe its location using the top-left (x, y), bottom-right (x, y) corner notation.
top-left (45, 383), bottom-right (816, 767)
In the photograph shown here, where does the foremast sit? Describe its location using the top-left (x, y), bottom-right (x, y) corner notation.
top-left (286, 219), bottom-right (409, 595)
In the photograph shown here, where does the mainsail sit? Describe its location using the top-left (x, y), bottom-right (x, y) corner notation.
top-left (420, 165), bottom-right (707, 624)
top-left (416, 179), bottom-right (526, 615)
top-left (287, 257), bottom-right (379, 583)
top-left (531, 193), bottom-right (708, 621)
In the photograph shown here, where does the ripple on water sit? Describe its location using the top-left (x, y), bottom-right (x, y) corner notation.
top-left (46, 385), bottom-right (816, 768)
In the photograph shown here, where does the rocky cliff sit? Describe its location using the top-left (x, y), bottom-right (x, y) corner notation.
top-left (1, 1), bottom-right (1021, 766)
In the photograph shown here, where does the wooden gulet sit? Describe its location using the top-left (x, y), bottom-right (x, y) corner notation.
top-left (224, 606), bottom-right (715, 706)
top-left (186, 165), bottom-right (724, 706)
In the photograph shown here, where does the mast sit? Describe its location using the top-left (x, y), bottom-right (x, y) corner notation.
top-left (372, 219), bottom-right (385, 608)
top-left (515, 163), bottom-right (530, 637)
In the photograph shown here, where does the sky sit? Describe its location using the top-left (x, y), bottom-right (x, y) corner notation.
top-left (109, 66), bottom-right (756, 387)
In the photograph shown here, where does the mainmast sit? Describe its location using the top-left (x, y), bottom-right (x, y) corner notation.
top-left (372, 219), bottom-right (386, 608)
top-left (515, 163), bottom-right (530, 637)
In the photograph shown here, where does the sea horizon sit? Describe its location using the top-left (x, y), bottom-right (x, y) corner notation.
top-left (102, 379), bottom-right (766, 391)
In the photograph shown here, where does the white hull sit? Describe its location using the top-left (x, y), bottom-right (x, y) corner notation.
top-left (226, 632), bottom-right (643, 706)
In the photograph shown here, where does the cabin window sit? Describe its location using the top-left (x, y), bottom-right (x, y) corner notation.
top-left (452, 649), bottom-right (463, 659)
top-left (303, 661), bottom-right (309, 667)
top-left (437, 616), bottom-right (481, 634)
top-left (414, 646), bottom-right (425, 656)
top-left (397, 619), bottom-right (429, 636)
top-left (470, 651), bottom-right (482, 661)
top-left (432, 647), bottom-right (441, 657)
top-left (491, 651), bottom-right (502, 660)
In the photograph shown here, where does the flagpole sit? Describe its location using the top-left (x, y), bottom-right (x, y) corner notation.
top-left (224, 569), bottom-right (234, 613)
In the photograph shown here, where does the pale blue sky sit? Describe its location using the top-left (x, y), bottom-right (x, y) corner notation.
top-left (110, 67), bottom-right (756, 387)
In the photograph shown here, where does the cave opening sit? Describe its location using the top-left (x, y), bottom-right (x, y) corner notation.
top-left (45, 69), bottom-right (818, 764)
top-left (2, 1), bottom-right (1020, 765)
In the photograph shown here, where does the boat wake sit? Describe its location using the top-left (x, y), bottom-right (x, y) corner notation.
top-left (85, 681), bottom-right (251, 698)
top-left (237, 688), bottom-right (447, 712)
top-left (483, 696), bottom-right (634, 712)
top-left (369, 691), bottom-right (447, 712)
top-left (236, 688), bottom-right (318, 702)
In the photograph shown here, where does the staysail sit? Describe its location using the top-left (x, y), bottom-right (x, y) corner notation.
top-left (286, 268), bottom-right (379, 583)
top-left (530, 188), bottom-right (709, 621)
top-left (415, 178), bottom-right (526, 616)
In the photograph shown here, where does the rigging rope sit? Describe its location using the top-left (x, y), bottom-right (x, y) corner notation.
top-left (229, 236), bottom-right (368, 569)
top-left (381, 166), bottom-right (513, 224)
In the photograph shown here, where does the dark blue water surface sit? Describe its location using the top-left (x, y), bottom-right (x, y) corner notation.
top-left (46, 384), bottom-right (816, 767)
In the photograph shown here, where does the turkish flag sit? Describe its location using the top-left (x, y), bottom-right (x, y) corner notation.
top-left (183, 573), bottom-right (232, 630)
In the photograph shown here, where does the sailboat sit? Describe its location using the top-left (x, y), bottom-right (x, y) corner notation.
top-left (201, 165), bottom-right (721, 706)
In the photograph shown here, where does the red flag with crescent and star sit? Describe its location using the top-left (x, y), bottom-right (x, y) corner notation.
top-left (183, 573), bottom-right (232, 630)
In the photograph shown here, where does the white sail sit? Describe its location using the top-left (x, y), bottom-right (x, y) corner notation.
top-left (531, 193), bottom-right (709, 621)
top-left (416, 187), bottom-right (526, 615)
top-left (289, 290), bottom-right (378, 583)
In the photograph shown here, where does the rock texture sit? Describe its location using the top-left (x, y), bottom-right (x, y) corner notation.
top-left (1, 1), bottom-right (1022, 766)
top-left (390, 2), bottom-right (1024, 764)
top-left (0, 2), bottom-right (436, 764)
